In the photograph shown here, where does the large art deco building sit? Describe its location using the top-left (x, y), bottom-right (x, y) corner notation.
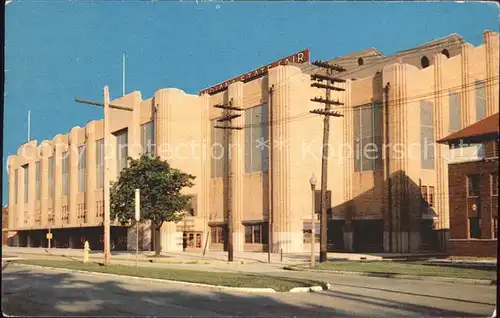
top-left (7, 30), bottom-right (499, 254)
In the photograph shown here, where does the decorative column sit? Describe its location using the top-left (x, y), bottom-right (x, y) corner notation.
top-left (342, 79), bottom-right (355, 252)
top-left (155, 88), bottom-right (183, 252)
top-left (200, 93), bottom-right (212, 251)
top-left (484, 31), bottom-right (500, 116)
top-left (69, 127), bottom-right (79, 226)
top-left (7, 156), bottom-right (17, 230)
top-left (460, 43), bottom-right (474, 125)
top-left (268, 65), bottom-right (303, 253)
top-left (433, 53), bottom-right (449, 251)
top-left (53, 135), bottom-right (64, 228)
top-left (228, 82), bottom-right (245, 252)
top-left (86, 122), bottom-right (97, 226)
top-left (40, 142), bottom-right (50, 228)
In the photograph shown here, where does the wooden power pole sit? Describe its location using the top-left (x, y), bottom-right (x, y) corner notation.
top-left (214, 99), bottom-right (243, 262)
top-left (74, 88), bottom-right (134, 266)
top-left (310, 60), bottom-right (346, 263)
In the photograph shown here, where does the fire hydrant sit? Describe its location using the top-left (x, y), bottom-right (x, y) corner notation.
top-left (83, 241), bottom-right (90, 263)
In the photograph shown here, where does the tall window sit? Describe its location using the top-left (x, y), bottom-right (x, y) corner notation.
top-left (467, 174), bottom-right (480, 197)
top-left (23, 164), bottom-right (29, 203)
top-left (493, 218), bottom-right (498, 239)
top-left (421, 185), bottom-right (428, 202)
top-left (469, 217), bottom-right (481, 239)
top-left (211, 120), bottom-right (228, 178)
top-left (96, 139), bottom-right (104, 189)
top-left (245, 104), bottom-right (269, 173)
top-left (449, 92), bottom-right (462, 132)
top-left (48, 157), bottom-right (54, 198)
top-left (428, 186), bottom-right (435, 207)
top-left (140, 121), bottom-right (155, 156)
top-left (62, 151), bottom-right (69, 195)
top-left (115, 130), bottom-right (128, 174)
top-left (35, 161), bottom-right (41, 200)
top-left (78, 145), bottom-right (86, 193)
top-left (491, 173), bottom-right (498, 196)
top-left (420, 101), bottom-right (435, 169)
top-left (354, 102), bottom-right (383, 172)
top-left (14, 169), bottom-right (18, 204)
top-left (475, 81), bottom-right (486, 122)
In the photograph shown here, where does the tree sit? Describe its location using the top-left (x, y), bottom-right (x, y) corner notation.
top-left (110, 155), bottom-right (195, 256)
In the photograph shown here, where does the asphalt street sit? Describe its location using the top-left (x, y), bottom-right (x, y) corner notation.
top-left (2, 263), bottom-right (496, 317)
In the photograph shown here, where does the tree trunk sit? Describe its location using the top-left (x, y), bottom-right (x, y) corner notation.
top-left (154, 227), bottom-right (161, 257)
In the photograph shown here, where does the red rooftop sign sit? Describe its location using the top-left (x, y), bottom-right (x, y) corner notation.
top-left (199, 49), bottom-right (310, 96)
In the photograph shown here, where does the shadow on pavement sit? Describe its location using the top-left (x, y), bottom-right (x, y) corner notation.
top-left (1, 262), bottom-right (492, 317)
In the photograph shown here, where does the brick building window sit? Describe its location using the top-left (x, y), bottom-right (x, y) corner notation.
top-left (210, 225), bottom-right (225, 244)
top-left (115, 129), bottom-right (129, 175)
top-left (428, 186), bottom-right (435, 207)
top-left (48, 157), bottom-right (54, 198)
top-left (210, 120), bottom-right (229, 178)
top-left (35, 161), bottom-right (41, 200)
top-left (491, 173), bottom-right (498, 196)
top-left (140, 121), bottom-right (155, 156)
top-left (62, 151), bottom-right (69, 195)
top-left (469, 217), bottom-right (481, 239)
top-left (78, 145), bottom-right (86, 193)
top-left (493, 218), bottom-right (498, 239)
top-left (494, 140), bottom-right (499, 158)
top-left (467, 174), bottom-right (480, 197)
top-left (244, 223), bottom-right (268, 244)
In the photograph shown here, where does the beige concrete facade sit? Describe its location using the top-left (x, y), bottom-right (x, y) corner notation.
top-left (7, 31), bottom-right (499, 253)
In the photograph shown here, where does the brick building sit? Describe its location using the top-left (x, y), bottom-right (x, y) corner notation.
top-left (437, 113), bottom-right (498, 257)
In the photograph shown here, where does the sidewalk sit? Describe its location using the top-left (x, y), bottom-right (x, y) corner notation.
top-left (2, 246), bottom-right (384, 264)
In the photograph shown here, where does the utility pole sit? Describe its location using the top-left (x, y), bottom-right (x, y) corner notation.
top-left (310, 60), bottom-right (346, 263)
top-left (214, 99), bottom-right (243, 262)
top-left (74, 87), bottom-right (134, 266)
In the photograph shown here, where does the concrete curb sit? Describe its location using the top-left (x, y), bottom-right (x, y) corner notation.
top-left (284, 266), bottom-right (496, 285)
top-left (8, 262), bottom-right (327, 293)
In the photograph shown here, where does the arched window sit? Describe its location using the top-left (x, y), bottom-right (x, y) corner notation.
top-left (357, 57), bottom-right (364, 66)
top-left (421, 56), bottom-right (430, 68)
top-left (441, 49), bottom-right (450, 58)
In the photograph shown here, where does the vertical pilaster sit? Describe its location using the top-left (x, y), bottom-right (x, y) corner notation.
top-left (7, 156), bottom-right (16, 230)
top-left (86, 122), bottom-right (97, 225)
top-left (69, 128), bottom-right (79, 225)
top-left (484, 31), bottom-right (500, 116)
top-left (40, 142), bottom-right (50, 228)
top-left (268, 65), bottom-right (303, 253)
top-left (228, 82), bottom-right (245, 252)
top-left (53, 135), bottom-right (63, 227)
top-left (433, 53), bottom-right (450, 250)
top-left (155, 89), bottom-right (182, 252)
top-left (460, 43), bottom-right (473, 126)
top-left (28, 142), bottom-right (37, 228)
top-left (200, 93), bottom-right (211, 250)
top-left (342, 79), bottom-right (354, 252)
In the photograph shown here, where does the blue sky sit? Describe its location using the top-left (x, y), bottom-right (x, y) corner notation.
top-left (3, 1), bottom-right (499, 203)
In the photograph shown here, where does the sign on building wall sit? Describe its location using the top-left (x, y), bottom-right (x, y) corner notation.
top-left (199, 49), bottom-right (310, 96)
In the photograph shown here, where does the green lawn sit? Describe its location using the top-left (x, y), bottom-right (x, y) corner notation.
top-left (11, 259), bottom-right (324, 292)
top-left (313, 261), bottom-right (496, 281)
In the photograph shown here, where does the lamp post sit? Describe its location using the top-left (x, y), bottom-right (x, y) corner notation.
top-left (309, 173), bottom-right (317, 267)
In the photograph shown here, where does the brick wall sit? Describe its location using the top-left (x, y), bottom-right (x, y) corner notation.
top-left (447, 154), bottom-right (498, 256)
top-left (448, 239), bottom-right (497, 257)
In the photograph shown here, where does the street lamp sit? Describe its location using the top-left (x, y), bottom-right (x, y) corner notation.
top-left (309, 173), bottom-right (317, 267)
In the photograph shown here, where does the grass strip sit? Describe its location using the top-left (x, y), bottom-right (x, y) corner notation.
top-left (12, 259), bottom-right (323, 292)
top-left (314, 261), bottom-right (496, 280)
